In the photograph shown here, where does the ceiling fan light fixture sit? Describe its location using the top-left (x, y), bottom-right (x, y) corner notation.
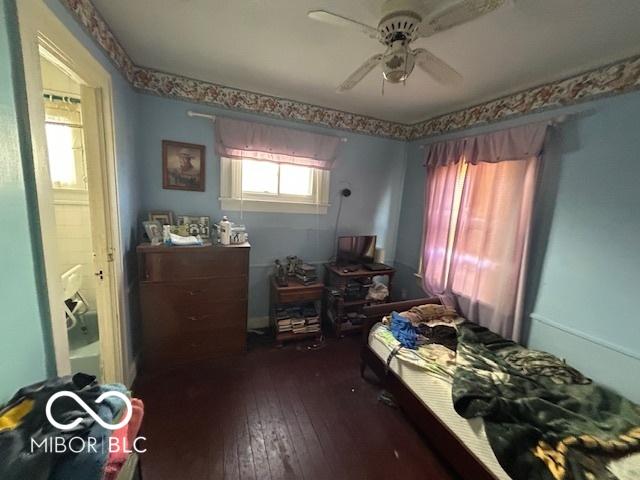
top-left (382, 69), bottom-right (409, 83)
top-left (382, 43), bottom-right (415, 83)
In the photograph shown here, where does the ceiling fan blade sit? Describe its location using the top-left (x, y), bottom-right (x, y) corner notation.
top-left (418, 0), bottom-right (507, 37)
top-left (337, 54), bottom-right (384, 92)
top-left (413, 48), bottom-right (462, 85)
top-left (308, 10), bottom-right (379, 39)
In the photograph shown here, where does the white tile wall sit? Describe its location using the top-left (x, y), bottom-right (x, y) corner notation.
top-left (53, 190), bottom-right (97, 309)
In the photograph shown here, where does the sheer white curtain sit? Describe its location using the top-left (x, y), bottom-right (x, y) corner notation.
top-left (421, 123), bottom-right (548, 341)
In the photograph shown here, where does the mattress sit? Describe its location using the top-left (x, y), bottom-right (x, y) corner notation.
top-left (369, 323), bottom-right (511, 480)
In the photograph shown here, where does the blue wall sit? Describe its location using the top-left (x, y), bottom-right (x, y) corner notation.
top-left (393, 91), bottom-right (640, 402)
top-left (0, 0), bottom-right (51, 401)
top-left (137, 94), bottom-right (407, 324)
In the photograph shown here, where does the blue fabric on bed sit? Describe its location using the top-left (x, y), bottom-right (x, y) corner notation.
top-left (390, 311), bottom-right (417, 349)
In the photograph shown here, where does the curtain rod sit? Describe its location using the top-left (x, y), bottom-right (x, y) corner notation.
top-left (186, 110), bottom-right (348, 142)
top-left (417, 111), bottom-right (582, 150)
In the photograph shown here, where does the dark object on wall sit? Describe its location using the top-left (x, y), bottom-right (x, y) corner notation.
top-left (162, 140), bottom-right (205, 191)
top-left (341, 188), bottom-right (351, 197)
top-left (137, 242), bottom-right (250, 373)
top-left (360, 298), bottom-right (496, 480)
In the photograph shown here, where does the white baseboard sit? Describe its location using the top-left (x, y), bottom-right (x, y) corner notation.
top-left (248, 316), bottom-right (269, 329)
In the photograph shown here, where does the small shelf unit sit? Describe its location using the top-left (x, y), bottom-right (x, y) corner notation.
top-left (323, 263), bottom-right (395, 337)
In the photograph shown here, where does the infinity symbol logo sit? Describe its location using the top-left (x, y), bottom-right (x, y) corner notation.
top-left (45, 391), bottom-right (133, 431)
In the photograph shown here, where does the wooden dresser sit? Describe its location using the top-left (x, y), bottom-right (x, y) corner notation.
top-left (137, 242), bottom-right (250, 373)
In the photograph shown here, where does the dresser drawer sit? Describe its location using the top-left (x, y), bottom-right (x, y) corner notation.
top-left (277, 285), bottom-right (323, 304)
top-left (141, 247), bottom-right (248, 282)
top-left (140, 297), bottom-right (247, 339)
top-left (143, 329), bottom-right (246, 370)
top-left (140, 277), bottom-right (247, 303)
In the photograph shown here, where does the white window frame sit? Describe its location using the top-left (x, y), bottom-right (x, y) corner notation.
top-left (220, 157), bottom-right (330, 214)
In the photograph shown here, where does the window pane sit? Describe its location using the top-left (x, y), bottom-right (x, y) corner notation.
top-left (45, 123), bottom-right (77, 186)
top-left (242, 159), bottom-right (278, 194)
top-left (279, 164), bottom-right (312, 196)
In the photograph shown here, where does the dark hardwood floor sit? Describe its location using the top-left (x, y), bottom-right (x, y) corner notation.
top-left (134, 336), bottom-right (459, 480)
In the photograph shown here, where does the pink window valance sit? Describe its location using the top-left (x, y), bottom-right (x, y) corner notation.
top-left (424, 122), bottom-right (549, 167)
top-left (215, 117), bottom-right (341, 170)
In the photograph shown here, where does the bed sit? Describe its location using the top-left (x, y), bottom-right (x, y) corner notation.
top-left (361, 297), bottom-right (503, 480)
top-left (360, 297), bottom-right (640, 480)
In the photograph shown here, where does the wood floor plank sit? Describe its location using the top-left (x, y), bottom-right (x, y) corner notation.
top-left (136, 336), bottom-right (459, 480)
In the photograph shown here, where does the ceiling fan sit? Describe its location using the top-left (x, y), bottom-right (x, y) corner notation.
top-left (308, 0), bottom-right (507, 92)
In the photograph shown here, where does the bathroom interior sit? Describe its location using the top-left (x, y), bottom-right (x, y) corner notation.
top-left (41, 56), bottom-right (101, 380)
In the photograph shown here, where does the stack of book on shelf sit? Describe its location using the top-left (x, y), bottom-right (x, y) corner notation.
top-left (276, 308), bottom-right (293, 333)
top-left (291, 317), bottom-right (306, 333)
top-left (303, 304), bottom-right (320, 333)
top-left (295, 263), bottom-right (318, 285)
top-left (275, 303), bottom-right (321, 335)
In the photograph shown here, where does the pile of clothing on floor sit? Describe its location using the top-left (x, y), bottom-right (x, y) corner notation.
top-left (0, 373), bottom-right (143, 480)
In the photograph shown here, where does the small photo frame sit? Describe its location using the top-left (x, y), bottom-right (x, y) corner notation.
top-left (177, 215), bottom-right (211, 238)
top-left (148, 210), bottom-right (174, 225)
top-left (163, 140), bottom-right (205, 191)
top-left (142, 220), bottom-right (163, 245)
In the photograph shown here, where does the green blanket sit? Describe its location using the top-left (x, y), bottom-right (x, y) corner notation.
top-left (452, 325), bottom-right (640, 480)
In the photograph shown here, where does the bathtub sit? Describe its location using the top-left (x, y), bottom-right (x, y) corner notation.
top-left (67, 310), bottom-right (101, 380)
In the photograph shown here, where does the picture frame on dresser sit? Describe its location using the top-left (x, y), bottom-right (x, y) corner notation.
top-left (176, 215), bottom-right (211, 238)
top-left (148, 210), bottom-right (174, 225)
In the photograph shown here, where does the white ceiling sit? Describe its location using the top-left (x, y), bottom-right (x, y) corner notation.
top-left (93, 0), bottom-right (640, 124)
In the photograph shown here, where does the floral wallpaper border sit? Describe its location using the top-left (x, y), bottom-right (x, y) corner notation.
top-left (408, 54), bottom-right (640, 140)
top-left (59, 0), bottom-right (640, 141)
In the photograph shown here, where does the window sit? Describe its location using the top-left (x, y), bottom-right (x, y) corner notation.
top-left (220, 157), bottom-right (330, 214)
top-left (420, 157), bottom-right (534, 305)
top-left (43, 96), bottom-right (87, 190)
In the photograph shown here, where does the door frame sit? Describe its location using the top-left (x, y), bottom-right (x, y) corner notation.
top-left (17, 0), bottom-right (128, 384)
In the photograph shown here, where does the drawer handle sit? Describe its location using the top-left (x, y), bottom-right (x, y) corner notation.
top-left (187, 290), bottom-right (204, 296)
top-left (187, 316), bottom-right (199, 321)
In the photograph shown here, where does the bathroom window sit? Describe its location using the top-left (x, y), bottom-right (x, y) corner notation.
top-left (43, 94), bottom-right (87, 190)
top-left (220, 157), bottom-right (330, 214)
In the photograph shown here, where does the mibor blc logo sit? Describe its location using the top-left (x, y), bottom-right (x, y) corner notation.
top-left (45, 391), bottom-right (132, 431)
top-left (31, 390), bottom-right (147, 454)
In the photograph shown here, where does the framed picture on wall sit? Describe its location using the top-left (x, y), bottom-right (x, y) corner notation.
top-left (162, 140), bottom-right (205, 191)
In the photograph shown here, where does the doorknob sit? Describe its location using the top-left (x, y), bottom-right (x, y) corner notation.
top-left (94, 270), bottom-right (104, 280)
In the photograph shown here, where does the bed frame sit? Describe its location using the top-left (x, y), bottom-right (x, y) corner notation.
top-left (361, 297), bottom-right (498, 480)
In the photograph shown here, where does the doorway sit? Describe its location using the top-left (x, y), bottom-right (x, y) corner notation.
top-left (40, 56), bottom-right (103, 379)
top-left (17, 0), bottom-right (127, 384)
